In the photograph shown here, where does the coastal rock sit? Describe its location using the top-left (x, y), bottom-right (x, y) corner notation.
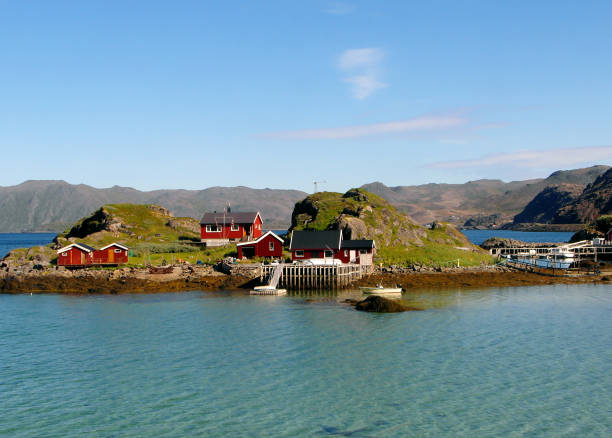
top-left (354, 296), bottom-right (419, 313)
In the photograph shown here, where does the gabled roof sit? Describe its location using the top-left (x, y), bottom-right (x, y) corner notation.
top-left (99, 243), bottom-right (129, 251)
top-left (200, 211), bottom-right (261, 225)
top-left (56, 243), bottom-right (96, 254)
top-left (341, 239), bottom-right (375, 249)
top-left (289, 230), bottom-right (343, 250)
top-left (236, 231), bottom-right (284, 247)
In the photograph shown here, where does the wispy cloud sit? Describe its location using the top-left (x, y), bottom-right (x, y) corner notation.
top-left (260, 115), bottom-right (468, 140)
top-left (325, 2), bottom-right (354, 15)
top-left (338, 48), bottom-right (386, 99)
top-left (428, 146), bottom-right (612, 169)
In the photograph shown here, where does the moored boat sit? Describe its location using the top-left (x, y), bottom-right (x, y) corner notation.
top-left (360, 285), bottom-right (403, 295)
top-left (250, 286), bottom-right (287, 295)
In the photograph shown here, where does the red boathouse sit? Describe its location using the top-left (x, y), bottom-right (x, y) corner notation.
top-left (57, 242), bottom-right (129, 267)
top-left (57, 243), bottom-right (96, 266)
top-left (92, 243), bottom-right (129, 265)
top-left (236, 231), bottom-right (284, 259)
top-left (200, 209), bottom-right (263, 247)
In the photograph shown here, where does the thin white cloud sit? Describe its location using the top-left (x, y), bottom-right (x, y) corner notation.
top-left (325, 2), bottom-right (354, 15)
top-left (338, 48), bottom-right (386, 99)
top-left (429, 146), bottom-right (612, 169)
top-left (260, 115), bottom-right (467, 140)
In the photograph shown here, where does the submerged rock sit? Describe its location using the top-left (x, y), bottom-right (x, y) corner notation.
top-left (354, 296), bottom-right (420, 313)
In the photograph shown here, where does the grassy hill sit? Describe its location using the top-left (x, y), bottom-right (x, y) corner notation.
top-left (290, 189), bottom-right (492, 266)
top-left (4, 204), bottom-right (236, 267)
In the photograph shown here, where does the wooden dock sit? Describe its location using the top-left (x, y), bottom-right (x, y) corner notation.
top-left (261, 264), bottom-right (370, 290)
top-left (490, 244), bottom-right (612, 258)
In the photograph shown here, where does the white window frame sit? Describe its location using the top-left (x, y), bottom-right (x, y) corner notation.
top-left (344, 250), bottom-right (348, 256)
top-left (114, 249), bottom-right (122, 253)
top-left (295, 250), bottom-right (304, 258)
top-left (269, 241), bottom-right (274, 251)
top-left (206, 225), bottom-right (221, 233)
top-left (324, 250), bottom-right (333, 258)
top-left (62, 252), bottom-right (67, 256)
top-left (230, 224), bottom-right (239, 232)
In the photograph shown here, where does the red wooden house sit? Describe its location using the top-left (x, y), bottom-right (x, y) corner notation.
top-left (236, 231), bottom-right (284, 259)
top-left (92, 243), bottom-right (129, 265)
top-left (57, 243), bottom-right (96, 266)
top-left (200, 209), bottom-right (263, 247)
top-left (289, 230), bottom-right (375, 265)
top-left (57, 242), bottom-right (129, 267)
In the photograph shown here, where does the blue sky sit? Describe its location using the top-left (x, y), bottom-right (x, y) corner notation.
top-left (1, 0), bottom-right (611, 193)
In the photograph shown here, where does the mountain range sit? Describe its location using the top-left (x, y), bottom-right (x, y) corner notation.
top-left (1, 164), bottom-right (609, 233)
top-left (361, 165), bottom-right (610, 228)
top-left (0, 180), bottom-right (306, 232)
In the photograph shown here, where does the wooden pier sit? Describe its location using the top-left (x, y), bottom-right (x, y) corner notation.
top-left (490, 244), bottom-right (612, 258)
top-left (261, 264), bottom-right (370, 290)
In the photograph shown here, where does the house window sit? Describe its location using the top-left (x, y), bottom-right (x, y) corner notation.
top-left (206, 225), bottom-right (221, 232)
top-left (114, 249), bottom-right (122, 253)
top-left (324, 250), bottom-right (333, 258)
top-left (231, 224), bottom-right (239, 231)
top-left (344, 250), bottom-right (348, 256)
top-left (360, 249), bottom-right (368, 254)
top-left (295, 250), bottom-right (304, 257)
top-left (269, 242), bottom-right (274, 251)
top-left (62, 252), bottom-right (67, 256)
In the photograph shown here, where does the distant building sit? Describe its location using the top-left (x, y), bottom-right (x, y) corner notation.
top-left (57, 242), bottom-right (129, 267)
top-left (236, 231), bottom-right (284, 259)
top-left (289, 230), bottom-right (375, 265)
top-left (199, 209), bottom-right (263, 247)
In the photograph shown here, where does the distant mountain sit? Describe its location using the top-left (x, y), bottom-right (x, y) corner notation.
top-left (552, 168), bottom-right (612, 223)
top-left (512, 184), bottom-right (584, 224)
top-left (361, 165), bottom-right (610, 227)
top-left (0, 180), bottom-right (307, 232)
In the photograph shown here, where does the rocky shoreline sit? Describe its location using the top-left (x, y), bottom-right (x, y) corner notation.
top-left (1, 262), bottom-right (608, 294)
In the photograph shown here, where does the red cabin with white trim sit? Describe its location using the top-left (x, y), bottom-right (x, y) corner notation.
top-left (92, 243), bottom-right (129, 265)
top-left (237, 231), bottom-right (284, 259)
top-left (56, 243), bottom-right (96, 266)
top-left (200, 210), bottom-right (263, 246)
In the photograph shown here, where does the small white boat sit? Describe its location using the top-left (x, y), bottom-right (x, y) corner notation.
top-left (250, 286), bottom-right (287, 295)
top-left (360, 285), bottom-right (403, 295)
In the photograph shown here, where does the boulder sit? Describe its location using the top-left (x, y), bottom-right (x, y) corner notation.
top-left (354, 296), bottom-right (420, 313)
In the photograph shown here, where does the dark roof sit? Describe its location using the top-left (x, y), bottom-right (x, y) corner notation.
top-left (341, 239), bottom-right (375, 249)
top-left (200, 211), bottom-right (260, 225)
top-left (290, 230), bottom-right (342, 250)
top-left (76, 243), bottom-right (96, 252)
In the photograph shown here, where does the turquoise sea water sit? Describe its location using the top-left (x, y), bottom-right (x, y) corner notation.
top-left (1, 285), bottom-right (610, 437)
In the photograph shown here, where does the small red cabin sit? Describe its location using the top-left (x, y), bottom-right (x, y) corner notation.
top-left (200, 210), bottom-right (263, 247)
top-left (57, 243), bottom-right (95, 266)
top-left (237, 231), bottom-right (284, 259)
top-left (93, 243), bottom-right (129, 265)
top-left (57, 242), bottom-right (129, 267)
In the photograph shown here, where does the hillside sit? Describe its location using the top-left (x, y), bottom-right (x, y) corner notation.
top-left (0, 180), bottom-right (307, 232)
top-left (362, 165), bottom-right (610, 226)
top-left (552, 168), bottom-right (612, 224)
top-left (289, 189), bottom-right (491, 266)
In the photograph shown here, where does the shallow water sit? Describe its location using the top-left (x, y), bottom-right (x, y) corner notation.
top-left (1, 285), bottom-right (610, 437)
